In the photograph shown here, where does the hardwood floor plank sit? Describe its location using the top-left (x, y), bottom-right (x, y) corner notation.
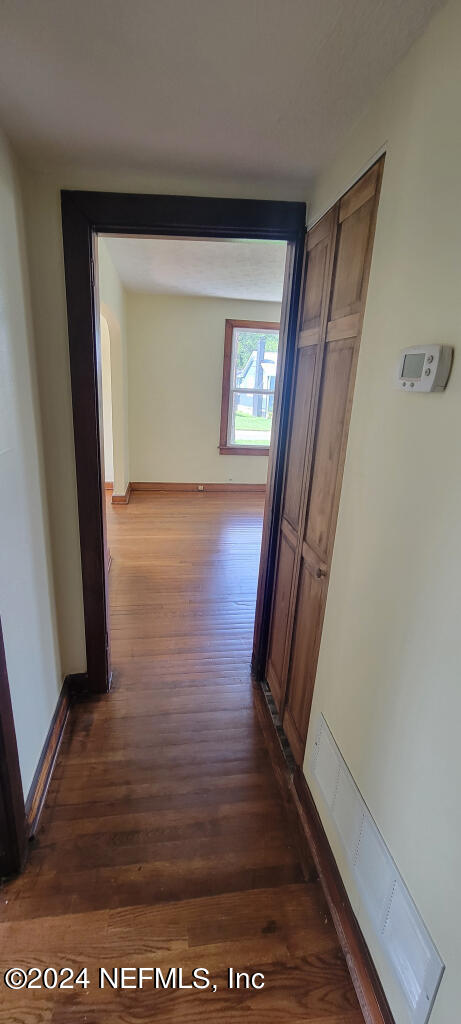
top-left (0, 493), bottom-right (362, 1023)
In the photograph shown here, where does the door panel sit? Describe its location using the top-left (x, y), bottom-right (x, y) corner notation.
top-left (282, 345), bottom-right (317, 532)
top-left (329, 163), bottom-right (380, 326)
top-left (304, 340), bottom-right (355, 563)
top-left (301, 210), bottom-right (337, 331)
top-left (299, 208), bottom-right (338, 343)
top-left (300, 235), bottom-right (328, 333)
top-left (282, 561), bottom-right (324, 765)
top-left (265, 156), bottom-right (384, 766)
top-left (330, 198), bottom-right (373, 320)
top-left (266, 533), bottom-right (296, 708)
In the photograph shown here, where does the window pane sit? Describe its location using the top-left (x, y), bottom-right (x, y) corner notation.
top-left (229, 390), bottom-right (273, 447)
top-left (232, 328), bottom-right (279, 393)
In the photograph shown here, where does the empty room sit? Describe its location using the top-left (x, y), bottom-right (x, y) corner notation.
top-left (97, 233), bottom-right (285, 789)
top-left (0, 2), bottom-right (460, 1023)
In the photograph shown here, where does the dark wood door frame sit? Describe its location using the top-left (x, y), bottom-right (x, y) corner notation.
top-left (0, 618), bottom-right (27, 877)
top-left (252, 239), bottom-right (305, 678)
top-left (61, 190), bottom-right (305, 694)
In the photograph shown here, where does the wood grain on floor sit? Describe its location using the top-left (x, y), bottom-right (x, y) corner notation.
top-left (0, 492), bottom-right (362, 1023)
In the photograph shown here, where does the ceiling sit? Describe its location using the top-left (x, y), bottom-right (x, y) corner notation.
top-left (102, 236), bottom-right (286, 302)
top-left (0, 0), bottom-right (442, 188)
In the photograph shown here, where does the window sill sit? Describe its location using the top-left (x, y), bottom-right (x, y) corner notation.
top-left (219, 445), bottom-right (270, 456)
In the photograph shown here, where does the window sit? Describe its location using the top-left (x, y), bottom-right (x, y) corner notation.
top-left (219, 319), bottom-right (280, 455)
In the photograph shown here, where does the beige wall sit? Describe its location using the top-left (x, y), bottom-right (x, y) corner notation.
top-left (127, 292), bottom-right (281, 484)
top-left (19, 168), bottom-right (86, 673)
top-left (303, 2), bottom-right (461, 1020)
top-left (98, 238), bottom-right (129, 496)
top-left (0, 131), bottom-right (61, 794)
top-left (100, 315), bottom-right (114, 483)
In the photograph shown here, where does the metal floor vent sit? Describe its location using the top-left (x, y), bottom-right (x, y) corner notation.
top-left (311, 714), bottom-right (444, 1024)
top-left (260, 681), bottom-right (296, 772)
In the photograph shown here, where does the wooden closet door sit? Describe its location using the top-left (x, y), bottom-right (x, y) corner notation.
top-left (282, 159), bottom-right (383, 764)
top-left (266, 208), bottom-right (337, 710)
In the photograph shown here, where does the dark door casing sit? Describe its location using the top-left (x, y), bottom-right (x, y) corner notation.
top-left (0, 619), bottom-right (27, 877)
top-left (61, 190), bottom-right (306, 695)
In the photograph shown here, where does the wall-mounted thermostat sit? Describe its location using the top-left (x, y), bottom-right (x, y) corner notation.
top-left (397, 344), bottom-right (453, 392)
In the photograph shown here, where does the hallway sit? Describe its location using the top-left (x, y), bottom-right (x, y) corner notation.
top-left (0, 492), bottom-right (361, 1022)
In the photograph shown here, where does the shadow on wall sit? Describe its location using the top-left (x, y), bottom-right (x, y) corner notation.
top-left (100, 314), bottom-right (113, 483)
top-left (100, 301), bottom-right (129, 497)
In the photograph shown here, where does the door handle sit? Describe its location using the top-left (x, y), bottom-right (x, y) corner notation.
top-left (315, 567), bottom-right (327, 579)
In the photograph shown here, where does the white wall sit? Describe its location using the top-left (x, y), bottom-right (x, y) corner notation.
top-left (100, 314), bottom-right (114, 482)
top-left (98, 238), bottom-right (129, 496)
top-left (127, 292), bottom-right (281, 484)
top-left (0, 130), bottom-right (61, 795)
top-left (303, 2), bottom-right (461, 1021)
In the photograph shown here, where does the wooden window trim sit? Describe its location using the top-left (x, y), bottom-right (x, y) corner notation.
top-left (219, 318), bottom-right (280, 456)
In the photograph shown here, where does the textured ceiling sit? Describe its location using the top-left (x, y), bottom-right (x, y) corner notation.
top-left (102, 236), bottom-right (287, 302)
top-left (0, 0), bottom-right (443, 187)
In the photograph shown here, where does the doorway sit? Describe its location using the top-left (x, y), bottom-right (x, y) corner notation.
top-left (61, 193), bottom-right (306, 695)
top-left (96, 232), bottom-right (289, 691)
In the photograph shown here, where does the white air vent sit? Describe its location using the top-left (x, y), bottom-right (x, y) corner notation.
top-left (332, 760), bottom-right (364, 863)
top-left (310, 715), bottom-right (444, 1024)
top-left (311, 718), bottom-right (340, 806)
top-left (355, 814), bottom-right (397, 930)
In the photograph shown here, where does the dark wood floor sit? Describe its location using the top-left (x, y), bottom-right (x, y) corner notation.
top-left (0, 492), bottom-right (361, 1023)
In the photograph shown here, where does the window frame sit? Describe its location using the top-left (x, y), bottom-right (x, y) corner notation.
top-left (219, 318), bottom-right (280, 456)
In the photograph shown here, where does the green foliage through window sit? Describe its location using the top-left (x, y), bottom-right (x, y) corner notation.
top-left (235, 330), bottom-right (279, 374)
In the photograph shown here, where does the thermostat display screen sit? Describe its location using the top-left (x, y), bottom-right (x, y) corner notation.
top-left (402, 352), bottom-right (425, 379)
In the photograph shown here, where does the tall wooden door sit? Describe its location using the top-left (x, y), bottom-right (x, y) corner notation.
top-left (266, 208), bottom-right (337, 710)
top-left (266, 158), bottom-right (384, 765)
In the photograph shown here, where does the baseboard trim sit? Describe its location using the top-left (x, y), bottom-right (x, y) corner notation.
top-left (291, 768), bottom-right (395, 1024)
top-left (67, 671), bottom-right (90, 700)
top-left (112, 483), bottom-right (131, 504)
top-left (25, 678), bottom-right (71, 837)
top-left (104, 482), bottom-right (113, 493)
top-left (252, 682), bottom-right (317, 884)
top-left (130, 481), bottom-right (266, 493)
